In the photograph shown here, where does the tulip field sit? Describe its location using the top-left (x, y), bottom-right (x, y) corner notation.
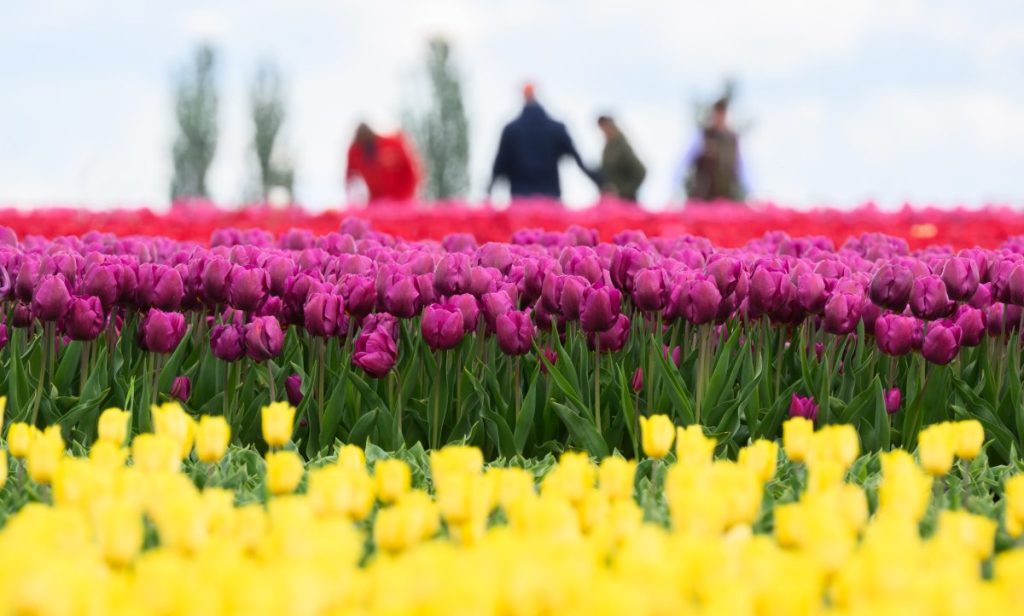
top-left (3, 206), bottom-right (1024, 613)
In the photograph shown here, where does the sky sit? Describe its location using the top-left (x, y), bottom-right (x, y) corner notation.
top-left (2, 0), bottom-right (1023, 211)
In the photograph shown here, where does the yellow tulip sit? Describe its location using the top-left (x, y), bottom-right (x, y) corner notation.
top-left (374, 458), bottom-right (411, 504)
top-left (953, 420), bottom-right (984, 460)
top-left (195, 415), bottom-right (231, 463)
top-left (0, 395), bottom-right (6, 432)
top-left (0, 450), bottom-right (6, 489)
top-left (1006, 475), bottom-right (1024, 538)
top-left (336, 444), bottom-right (366, 471)
top-left (97, 407), bottom-right (130, 445)
top-left (675, 424), bottom-right (716, 466)
top-left (782, 417), bottom-right (814, 462)
top-left (738, 439), bottom-right (778, 484)
top-left (151, 403), bottom-right (194, 458)
top-left (598, 456), bottom-right (637, 502)
top-left (93, 501), bottom-right (143, 567)
top-left (935, 510), bottom-right (996, 561)
top-left (260, 401), bottom-right (295, 448)
top-left (89, 440), bottom-right (128, 469)
top-left (131, 433), bottom-right (181, 474)
top-left (918, 423), bottom-right (955, 476)
top-left (26, 425), bottom-right (64, 484)
top-left (265, 450), bottom-right (304, 495)
top-left (639, 414), bottom-right (674, 459)
top-left (6, 421), bottom-right (37, 458)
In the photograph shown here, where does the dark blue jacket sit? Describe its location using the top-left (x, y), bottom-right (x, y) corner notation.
top-left (491, 103), bottom-right (600, 199)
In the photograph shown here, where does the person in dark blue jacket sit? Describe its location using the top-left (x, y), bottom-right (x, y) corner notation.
top-left (489, 84), bottom-right (601, 201)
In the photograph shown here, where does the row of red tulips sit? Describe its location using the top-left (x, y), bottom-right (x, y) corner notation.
top-left (2, 201), bottom-right (1023, 248)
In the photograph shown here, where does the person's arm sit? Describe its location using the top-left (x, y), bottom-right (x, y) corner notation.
top-left (560, 127), bottom-right (602, 187)
top-left (489, 127), bottom-right (512, 193)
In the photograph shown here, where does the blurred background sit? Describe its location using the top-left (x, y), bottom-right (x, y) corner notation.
top-left (2, 0), bottom-right (1023, 211)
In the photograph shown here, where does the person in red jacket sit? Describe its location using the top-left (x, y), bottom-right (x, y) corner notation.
top-left (345, 123), bottom-right (421, 204)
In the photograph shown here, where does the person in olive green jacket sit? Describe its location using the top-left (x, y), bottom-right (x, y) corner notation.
top-left (597, 116), bottom-right (646, 203)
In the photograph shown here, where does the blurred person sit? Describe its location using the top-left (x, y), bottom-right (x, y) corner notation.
top-left (345, 123), bottom-right (421, 204)
top-left (489, 84), bottom-right (600, 201)
top-left (683, 98), bottom-right (746, 203)
top-left (596, 115), bottom-right (646, 202)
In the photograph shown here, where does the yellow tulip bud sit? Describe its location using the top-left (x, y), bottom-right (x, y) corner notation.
top-left (878, 450), bottom-right (932, 522)
top-left (1006, 475), bottom-right (1024, 538)
top-left (598, 456), bottom-right (637, 502)
top-left (27, 426), bottom-right (64, 484)
top-left (265, 450), bottom-right (304, 495)
top-left (89, 439), bottom-right (128, 469)
top-left (374, 458), bottom-right (411, 504)
top-left (0, 395), bottom-right (6, 432)
top-left (6, 422), bottom-right (37, 459)
top-left (783, 417), bottom-right (814, 463)
top-left (0, 450), bottom-right (6, 489)
top-left (131, 433), bottom-right (181, 474)
top-left (195, 415), bottom-right (230, 463)
top-left (639, 414), bottom-right (674, 459)
top-left (541, 451), bottom-right (595, 505)
top-left (918, 423), bottom-right (955, 476)
top-left (97, 408), bottom-right (130, 445)
top-left (953, 420), bottom-right (984, 460)
top-left (151, 402), bottom-right (195, 458)
top-left (738, 439), bottom-right (778, 484)
top-left (935, 510), bottom-right (996, 561)
top-left (261, 401), bottom-right (295, 448)
top-left (93, 501), bottom-right (144, 567)
top-left (336, 444), bottom-right (366, 471)
top-left (675, 424), bottom-right (716, 466)
top-left (488, 467), bottom-right (536, 512)
top-left (308, 464), bottom-right (375, 519)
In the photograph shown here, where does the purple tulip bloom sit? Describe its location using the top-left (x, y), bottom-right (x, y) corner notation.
top-left (610, 246), bottom-right (652, 293)
top-left (244, 316), bottom-right (284, 362)
top-left (823, 291), bottom-right (863, 335)
top-left (32, 275), bottom-right (72, 322)
top-left (137, 264), bottom-right (185, 311)
top-left (586, 313), bottom-right (630, 352)
top-left (921, 320), bottom-right (962, 365)
top-left (352, 326), bottom-right (398, 378)
top-left (869, 264), bottom-right (914, 311)
top-left (580, 283), bottom-right (622, 333)
top-left (631, 367), bottom-right (643, 392)
top-left (285, 374), bottom-right (304, 406)
top-left (909, 275), bottom-right (953, 320)
top-left (304, 292), bottom-right (345, 337)
top-left (448, 294), bottom-right (480, 333)
top-left (210, 323), bottom-right (246, 362)
top-left (705, 256), bottom-right (743, 296)
top-left (63, 296), bottom-right (105, 341)
top-left (337, 274), bottom-right (376, 318)
top-left (481, 289), bottom-right (515, 333)
top-left (789, 394), bottom-right (819, 421)
top-left (495, 309), bottom-right (536, 356)
top-left (632, 267), bottom-right (668, 312)
top-left (171, 376), bottom-right (191, 403)
top-left (81, 263), bottom-right (121, 309)
top-left (796, 272), bottom-right (828, 314)
top-left (139, 308), bottom-right (188, 354)
top-left (671, 274), bottom-right (722, 325)
top-left (384, 274), bottom-right (421, 319)
top-left (874, 314), bottom-right (916, 356)
top-left (228, 265), bottom-right (270, 312)
top-left (884, 387), bottom-right (901, 415)
top-left (940, 257), bottom-right (980, 302)
top-left (433, 253), bottom-right (472, 296)
top-left (421, 303), bottom-right (465, 350)
top-left (953, 305), bottom-right (986, 347)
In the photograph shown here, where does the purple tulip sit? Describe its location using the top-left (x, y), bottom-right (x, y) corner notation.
top-left (953, 305), bottom-right (986, 347)
top-left (909, 275), bottom-right (953, 320)
top-left (433, 253), bottom-right (472, 296)
top-left (796, 272), bottom-right (828, 314)
top-left (228, 265), bottom-right (269, 312)
top-left (0, 265), bottom-right (11, 302)
top-left (468, 266), bottom-right (500, 297)
top-left (632, 267), bottom-right (668, 312)
top-left (874, 314), bottom-right (916, 356)
top-left (139, 309), bottom-right (188, 354)
top-left (384, 274), bottom-right (421, 319)
top-left (352, 326), bottom-right (398, 378)
top-left (940, 257), bottom-right (980, 302)
top-left (671, 274), bottom-right (722, 325)
top-left (244, 316), bottom-right (284, 362)
top-left (580, 284), bottom-right (622, 333)
top-left (748, 266), bottom-right (785, 315)
top-left (284, 273), bottom-right (323, 324)
top-left (495, 309), bottom-right (536, 356)
top-left (969, 283), bottom-right (993, 309)
top-left (921, 320), bottom-right (962, 365)
top-left (631, 367), bottom-right (643, 392)
top-left (32, 275), bottom-right (72, 322)
top-left (137, 264), bottom-right (184, 311)
top-left (81, 264), bottom-right (121, 309)
top-left (210, 323), bottom-right (246, 362)
top-left (663, 345), bottom-right (682, 367)
top-left (361, 313), bottom-right (399, 340)
top-left (171, 376), bottom-right (191, 403)
top-left (12, 303), bottom-right (33, 329)
top-left (884, 387), bottom-right (901, 415)
top-left (264, 255), bottom-right (296, 297)
top-left (15, 257), bottom-right (42, 303)
top-left (1007, 264), bottom-right (1024, 306)
top-left (823, 291), bottom-right (863, 335)
top-left (789, 394), bottom-right (819, 421)
top-left (705, 256), bottom-right (743, 296)
top-left (986, 302), bottom-right (1023, 337)
top-left (610, 246), bottom-right (652, 293)
top-left (201, 257), bottom-right (233, 305)
top-left (62, 296), bottom-right (105, 341)
top-left (448, 294), bottom-right (480, 333)
top-left (481, 290), bottom-right (515, 333)
top-left (285, 374), bottom-right (303, 406)
top-left (337, 274), bottom-right (376, 318)
top-left (869, 264), bottom-right (914, 311)
top-left (304, 292), bottom-right (344, 337)
top-left (558, 276), bottom-right (588, 321)
top-left (421, 303), bottom-right (465, 350)
top-left (586, 314), bottom-right (630, 353)
top-left (476, 242), bottom-right (513, 274)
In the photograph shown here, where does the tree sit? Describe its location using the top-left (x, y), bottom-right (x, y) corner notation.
top-left (250, 61), bottom-right (294, 202)
top-left (170, 45), bottom-right (219, 201)
top-left (409, 38), bottom-right (470, 200)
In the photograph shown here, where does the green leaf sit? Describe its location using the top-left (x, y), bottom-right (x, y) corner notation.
top-left (513, 365), bottom-right (541, 454)
top-left (158, 327), bottom-right (193, 393)
top-left (702, 326), bottom-right (741, 411)
top-left (53, 341), bottom-right (83, 395)
top-left (319, 373), bottom-right (350, 450)
top-left (482, 408), bottom-right (517, 458)
top-left (550, 401), bottom-right (609, 458)
top-left (347, 409), bottom-right (378, 447)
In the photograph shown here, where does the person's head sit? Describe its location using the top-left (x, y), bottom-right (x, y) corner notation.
top-left (597, 115), bottom-right (618, 139)
top-left (711, 98), bottom-right (729, 129)
top-left (354, 122), bottom-right (376, 146)
top-left (522, 82), bottom-right (536, 105)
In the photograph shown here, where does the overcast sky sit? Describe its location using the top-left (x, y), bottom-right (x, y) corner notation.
top-left (2, 0), bottom-right (1023, 211)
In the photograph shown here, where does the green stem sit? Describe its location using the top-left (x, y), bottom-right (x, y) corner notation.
top-left (594, 342), bottom-right (602, 434)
